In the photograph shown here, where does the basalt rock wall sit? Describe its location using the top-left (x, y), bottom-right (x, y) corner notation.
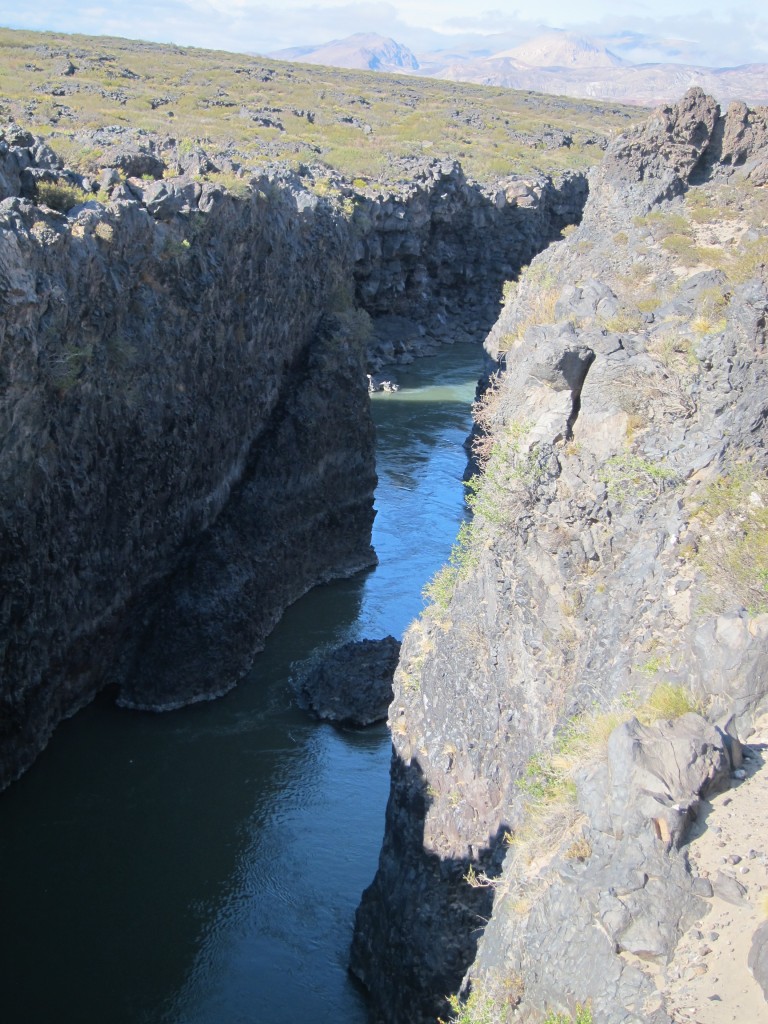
top-left (353, 90), bottom-right (768, 1023)
top-left (0, 130), bottom-right (378, 789)
top-left (348, 161), bottom-right (587, 365)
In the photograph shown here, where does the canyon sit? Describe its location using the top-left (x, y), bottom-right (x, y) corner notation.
top-left (0, 120), bottom-right (582, 790)
top-left (2, 39), bottom-right (768, 1024)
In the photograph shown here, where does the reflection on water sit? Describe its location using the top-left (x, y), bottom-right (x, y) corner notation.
top-left (0, 344), bottom-right (480, 1024)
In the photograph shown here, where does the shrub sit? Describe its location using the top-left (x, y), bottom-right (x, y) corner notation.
top-left (422, 520), bottom-right (478, 611)
top-left (465, 421), bottom-right (541, 524)
top-left (601, 453), bottom-right (677, 505)
top-left (198, 170), bottom-right (252, 198)
top-left (94, 220), bottom-right (114, 242)
top-left (641, 683), bottom-right (703, 721)
top-left (543, 1005), bottom-right (593, 1024)
top-left (633, 210), bottom-right (691, 240)
top-left (690, 464), bottom-right (768, 613)
top-left (724, 236), bottom-right (768, 284)
top-left (661, 233), bottom-right (703, 266)
top-left (601, 310), bottom-right (644, 333)
top-left (439, 987), bottom-right (510, 1024)
top-left (36, 180), bottom-right (91, 212)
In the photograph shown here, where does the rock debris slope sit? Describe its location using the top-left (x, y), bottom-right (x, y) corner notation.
top-left (352, 89), bottom-right (768, 1023)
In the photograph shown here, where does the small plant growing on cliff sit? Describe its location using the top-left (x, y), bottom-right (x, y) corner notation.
top-left (633, 210), bottom-right (691, 241)
top-left (45, 342), bottom-right (93, 393)
top-left (689, 463), bottom-right (768, 613)
top-left (642, 683), bottom-right (703, 721)
top-left (601, 452), bottom-right (676, 505)
top-left (198, 170), bottom-right (252, 198)
top-left (471, 372), bottom-right (505, 466)
top-left (423, 521), bottom-right (478, 611)
top-left (439, 988), bottom-right (503, 1024)
top-left (36, 180), bottom-right (91, 212)
top-left (600, 310), bottom-right (644, 334)
top-left (94, 220), bottom-right (114, 242)
top-left (466, 422), bottom-right (544, 525)
top-left (564, 835), bottom-right (592, 861)
top-left (542, 1004), bottom-right (592, 1024)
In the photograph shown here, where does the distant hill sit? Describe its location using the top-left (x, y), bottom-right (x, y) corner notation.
top-left (272, 30), bottom-right (768, 108)
top-left (436, 56), bottom-right (768, 108)
top-left (494, 32), bottom-right (626, 69)
top-left (270, 33), bottom-right (419, 72)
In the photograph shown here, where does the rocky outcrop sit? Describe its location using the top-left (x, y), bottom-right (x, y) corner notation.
top-left (354, 89), bottom-right (768, 1023)
top-left (295, 636), bottom-right (401, 726)
top-left (469, 714), bottom-right (733, 1024)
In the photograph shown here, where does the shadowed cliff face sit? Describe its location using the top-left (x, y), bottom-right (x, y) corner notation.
top-left (0, 127), bottom-right (587, 790)
top-left (348, 161), bottom-right (588, 366)
top-left (0, 158), bottom-right (377, 789)
top-left (354, 89), bottom-right (768, 1023)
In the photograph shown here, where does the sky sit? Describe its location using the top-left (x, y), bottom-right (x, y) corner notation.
top-left (2, 1), bottom-right (767, 68)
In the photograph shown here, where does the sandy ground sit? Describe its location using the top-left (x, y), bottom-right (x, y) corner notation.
top-left (658, 715), bottom-right (768, 1023)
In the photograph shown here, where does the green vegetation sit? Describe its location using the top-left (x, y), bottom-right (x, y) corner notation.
top-left (500, 263), bottom-right (560, 348)
top-left (632, 210), bottom-right (691, 240)
top-left (511, 685), bottom-right (703, 863)
top-left (543, 1004), bottom-right (593, 1024)
top-left (45, 341), bottom-right (93, 392)
top-left (440, 985), bottom-right (591, 1023)
top-left (197, 169), bottom-right (253, 198)
top-left (422, 520), bottom-right (478, 611)
top-left (439, 991), bottom-right (498, 1024)
top-left (0, 26), bottom-right (640, 185)
top-left (35, 179), bottom-right (92, 211)
top-left (439, 981), bottom-right (525, 1024)
top-left (443, 989), bottom-right (593, 1024)
top-left (689, 464), bottom-right (768, 613)
top-left (643, 682), bottom-right (703, 719)
top-left (600, 309), bottom-right (644, 334)
top-left (601, 452), bottom-right (677, 505)
top-left (465, 421), bottom-right (541, 524)
top-left (660, 232), bottom-right (705, 266)
top-left (649, 331), bottom-right (698, 374)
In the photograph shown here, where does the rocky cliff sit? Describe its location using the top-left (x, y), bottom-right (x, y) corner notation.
top-left (0, 124), bottom-right (379, 789)
top-left (0, 124), bottom-right (584, 790)
top-left (352, 89), bottom-right (768, 1023)
top-left (346, 160), bottom-right (586, 367)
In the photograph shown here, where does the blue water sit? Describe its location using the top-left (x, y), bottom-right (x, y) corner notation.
top-left (0, 344), bottom-right (480, 1024)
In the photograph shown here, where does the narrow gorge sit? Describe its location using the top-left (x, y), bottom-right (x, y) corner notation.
top-left (0, 123), bottom-right (583, 789)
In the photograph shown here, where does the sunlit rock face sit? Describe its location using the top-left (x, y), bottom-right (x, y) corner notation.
top-left (353, 90), bottom-right (768, 1023)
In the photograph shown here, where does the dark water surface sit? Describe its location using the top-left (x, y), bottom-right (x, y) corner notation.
top-left (0, 344), bottom-right (480, 1024)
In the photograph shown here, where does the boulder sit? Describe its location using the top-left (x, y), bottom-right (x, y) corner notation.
top-left (295, 636), bottom-right (400, 726)
top-left (579, 714), bottom-right (731, 846)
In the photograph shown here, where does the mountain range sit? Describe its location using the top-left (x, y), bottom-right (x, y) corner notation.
top-left (269, 30), bottom-right (768, 107)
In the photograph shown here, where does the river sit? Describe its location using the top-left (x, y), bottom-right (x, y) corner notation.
top-left (0, 344), bottom-right (480, 1024)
